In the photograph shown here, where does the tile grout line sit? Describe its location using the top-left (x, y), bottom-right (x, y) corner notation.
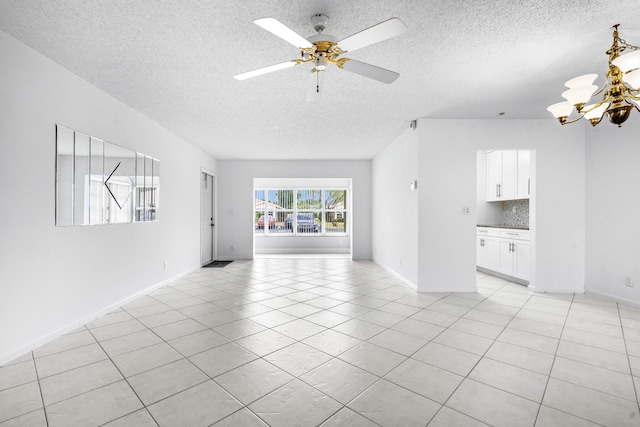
top-left (427, 277), bottom-right (522, 425)
top-left (84, 326), bottom-right (164, 427)
top-left (617, 301), bottom-right (640, 413)
top-left (530, 292), bottom-right (573, 425)
top-left (527, 293), bottom-right (617, 426)
top-left (32, 351), bottom-right (50, 427)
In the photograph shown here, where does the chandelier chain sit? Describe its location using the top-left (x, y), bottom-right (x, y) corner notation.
top-left (616, 35), bottom-right (640, 51)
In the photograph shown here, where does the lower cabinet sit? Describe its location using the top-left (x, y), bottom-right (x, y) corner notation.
top-left (477, 227), bottom-right (529, 281)
top-left (477, 234), bottom-right (500, 272)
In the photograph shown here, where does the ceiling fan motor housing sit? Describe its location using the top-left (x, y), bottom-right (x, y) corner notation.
top-left (310, 14), bottom-right (329, 34)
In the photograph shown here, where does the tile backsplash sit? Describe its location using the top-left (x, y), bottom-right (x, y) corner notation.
top-left (501, 199), bottom-right (529, 228)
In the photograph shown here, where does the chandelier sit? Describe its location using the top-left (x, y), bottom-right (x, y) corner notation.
top-left (547, 25), bottom-right (640, 127)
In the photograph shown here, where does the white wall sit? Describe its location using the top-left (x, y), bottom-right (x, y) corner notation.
top-left (217, 160), bottom-right (372, 260)
top-left (371, 128), bottom-right (419, 287)
top-left (0, 30), bottom-right (217, 364)
top-left (416, 119), bottom-right (585, 293)
top-left (256, 237), bottom-right (350, 255)
top-left (585, 119), bottom-right (640, 305)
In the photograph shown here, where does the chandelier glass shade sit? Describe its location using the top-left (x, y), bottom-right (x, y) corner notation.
top-left (547, 25), bottom-right (640, 127)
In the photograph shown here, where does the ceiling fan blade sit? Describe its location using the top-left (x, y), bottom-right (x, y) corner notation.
top-left (341, 59), bottom-right (399, 84)
top-left (338, 18), bottom-right (407, 53)
top-left (254, 18), bottom-right (313, 49)
top-left (306, 70), bottom-right (325, 103)
top-left (233, 61), bottom-right (297, 80)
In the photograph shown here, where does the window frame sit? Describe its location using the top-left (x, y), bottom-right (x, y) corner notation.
top-left (254, 187), bottom-right (349, 237)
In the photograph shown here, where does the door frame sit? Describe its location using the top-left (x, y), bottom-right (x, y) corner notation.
top-left (200, 168), bottom-right (217, 265)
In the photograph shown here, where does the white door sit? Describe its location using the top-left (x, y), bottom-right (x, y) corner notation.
top-left (484, 237), bottom-right (500, 272)
top-left (201, 173), bottom-right (215, 265)
top-left (498, 239), bottom-right (515, 276)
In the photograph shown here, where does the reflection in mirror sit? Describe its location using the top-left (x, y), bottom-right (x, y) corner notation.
top-left (134, 155), bottom-right (160, 222)
top-left (144, 156), bottom-right (153, 221)
top-left (74, 133), bottom-right (90, 225)
top-left (56, 125), bottom-right (74, 226)
top-left (152, 159), bottom-right (160, 221)
top-left (135, 153), bottom-right (145, 221)
top-left (89, 137), bottom-right (104, 225)
top-left (55, 124), bottom-right (159, 226)
top-left (104, 142), bottom-right (135, 224)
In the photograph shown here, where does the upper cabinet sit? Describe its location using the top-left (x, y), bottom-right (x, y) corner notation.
top-left (516, 150), bottom-right (530, 199)
top-left (486, 150), bottom-right (530, 202)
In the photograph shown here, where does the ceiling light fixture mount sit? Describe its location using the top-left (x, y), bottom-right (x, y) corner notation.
top-left (547, 25), bottom-right (640, 127)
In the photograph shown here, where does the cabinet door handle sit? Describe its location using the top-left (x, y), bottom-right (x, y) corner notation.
top-left (498, 184), bottom-right (502, 197)
top-left (478, 230), bottom-right (488, 233)
top-left (506, 232), bottom-right (518, 236)
top-left (496, 184), bottom-right (500, 197)
top-left (528, 178), bottom-right (530, 195)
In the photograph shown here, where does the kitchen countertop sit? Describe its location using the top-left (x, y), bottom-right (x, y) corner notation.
top-left (477, 224), bottom-right (529, 230)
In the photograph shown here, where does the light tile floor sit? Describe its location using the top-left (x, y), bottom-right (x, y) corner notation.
top-left (2, 259), bottom-right (640, 426)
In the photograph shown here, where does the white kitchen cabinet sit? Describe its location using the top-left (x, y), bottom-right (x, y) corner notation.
top-left (486, 151), bottom-right (502, 202)
top-left (501, 150), bottom-right (516, 200)
top-left (513, 240), bottom-right (530, 280)
top-left (486, 150), bottom-right (529, 201)
top-left (516, 150), bottom-right (530, 199)
top-left (497, 229), bottom-right (530, 281)
top-left (477, 231), bottom-right (499, 271)
top-left (477, 227), bottom-right (530, 282)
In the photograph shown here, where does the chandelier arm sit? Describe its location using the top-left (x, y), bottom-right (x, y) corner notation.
top-left (563, 114), bottom-right (587, 125)
top-left (627, 91), bottom-right (640, 101)
top-left (581, 99), bottom-right (607, 113)
top-left (592, 80), bottom-right (608, 96)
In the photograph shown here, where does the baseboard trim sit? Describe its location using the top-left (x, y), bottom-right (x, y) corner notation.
top-left (0, 265), bottom-right (201, 366)
top-left (586, 289), bottom-right (640, 309)
top-left (374, 261), bottom-right (417, 291)
top-left (476, 267), bottom-right (529, 286)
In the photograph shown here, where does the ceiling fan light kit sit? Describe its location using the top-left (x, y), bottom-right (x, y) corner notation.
top-left (547, 25), bottom-right (640, 127)
top-left (234, 14), bottom-right (407, 101)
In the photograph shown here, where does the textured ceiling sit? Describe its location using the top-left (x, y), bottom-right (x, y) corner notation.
top-left (1, 0), bottom-right (640, 159)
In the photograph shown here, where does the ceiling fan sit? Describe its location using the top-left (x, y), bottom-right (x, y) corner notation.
top-left (233, 14), bottom-right (407, 101)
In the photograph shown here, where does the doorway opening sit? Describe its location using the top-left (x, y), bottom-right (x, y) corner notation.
top-left (200, 171), bottom-right (216, 265)
top-left (476, 150), bottom-right (536, 290)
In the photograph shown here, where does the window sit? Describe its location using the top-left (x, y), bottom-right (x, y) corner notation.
top-left (254, 188), bottom-right (349, 236)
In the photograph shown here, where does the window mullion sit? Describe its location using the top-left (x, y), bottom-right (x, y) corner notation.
top-left (293, 189), bottom-right (298, 236)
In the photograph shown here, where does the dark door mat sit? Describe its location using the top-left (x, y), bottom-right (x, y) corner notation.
top-left (203, 260), bottom-right (234, 268)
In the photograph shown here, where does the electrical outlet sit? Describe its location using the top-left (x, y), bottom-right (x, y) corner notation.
top-left (163, 261), bottom-right (168, 271)
top-left (461, 207), bottom-right (471, 215)
top-left (512, 206), bottom-right (517, 213)
top-left (625, 276), bottom-right (633, 287)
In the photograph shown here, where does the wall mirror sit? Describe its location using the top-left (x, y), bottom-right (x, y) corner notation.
top-left (55, 124), bottom-right (160, 226)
